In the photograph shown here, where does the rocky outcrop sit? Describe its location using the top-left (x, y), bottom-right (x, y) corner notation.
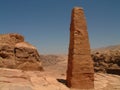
top-left (92, 50), bottom-right (120, 75)
top-left (0, 33), bottom-right (42, 71)
top-left (15, 42), bottom-right (40, 62)
top-left (0, 44), bottom-right (15, 60)
top-left (0, 63), bottom-right (120, 90)
top-left (0, 33), bottom-right (24, 45)
top-left (67, 7), bottom-right (94, 89)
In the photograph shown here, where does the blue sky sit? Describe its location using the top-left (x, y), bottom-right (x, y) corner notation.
top-left (0, 0), bottom-right (120, 54)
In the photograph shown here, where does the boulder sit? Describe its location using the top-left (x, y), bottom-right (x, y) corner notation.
top-left (0, 33), bottom-right (42, 71)
top-left (15, 42), bottom-right (40, 62)
top-left (15, 42), bottom-right (42, 70)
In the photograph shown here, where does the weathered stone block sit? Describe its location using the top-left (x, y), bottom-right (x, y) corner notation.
top-left (72, 64), bottom-right (94, 73)
top-left (67, 7), bottom-right (94, 89)
top-left (71, 73), bottom-right (94, 80)
top-left (70, 79), bottom-right (94, 89)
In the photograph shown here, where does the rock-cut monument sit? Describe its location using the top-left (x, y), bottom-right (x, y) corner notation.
top-left (67, 7), bottom-right (94, 89)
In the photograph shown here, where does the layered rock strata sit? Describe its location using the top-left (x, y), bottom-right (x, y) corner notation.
top-left (0, 33), bottom-right (42, 71)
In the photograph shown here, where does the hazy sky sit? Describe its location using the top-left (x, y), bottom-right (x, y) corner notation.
top-left (0, 0), bottom-right (120, 54)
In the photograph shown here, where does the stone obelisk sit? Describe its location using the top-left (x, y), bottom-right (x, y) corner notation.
top-left (67, 7), bottom-right (94, 89)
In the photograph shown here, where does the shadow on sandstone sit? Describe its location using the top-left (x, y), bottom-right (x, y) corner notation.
top-left (57, 79), bottom-right (67, 85)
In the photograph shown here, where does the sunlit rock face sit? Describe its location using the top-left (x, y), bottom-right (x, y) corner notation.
top-left (0, 33), bottom-right (42, 71)
top-left (67, 7), bottom-right (94, 89)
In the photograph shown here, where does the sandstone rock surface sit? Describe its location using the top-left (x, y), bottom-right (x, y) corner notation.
top-left (67, 7), bottom-right (94, 89)
top-left (0, 65), bottom-right (120, 90)
top-left (92, 47), bottom-right (120, 75)
top-left (0, 33), bottom-right (42, 71)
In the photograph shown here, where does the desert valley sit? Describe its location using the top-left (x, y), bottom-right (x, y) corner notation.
top-left (0, 1), bottom-right (120, 89)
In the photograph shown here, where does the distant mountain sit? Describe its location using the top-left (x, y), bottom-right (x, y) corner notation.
top-left (40, 44), bottom-right (120, 75)
top-left (92, 44), bottom-right (120, 53)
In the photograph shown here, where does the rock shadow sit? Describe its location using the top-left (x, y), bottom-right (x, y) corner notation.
top-left (57, 79), bottom-right (67, 85)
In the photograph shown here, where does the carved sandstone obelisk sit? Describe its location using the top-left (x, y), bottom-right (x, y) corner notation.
top-left (67, 7), bottom-right (94, 89)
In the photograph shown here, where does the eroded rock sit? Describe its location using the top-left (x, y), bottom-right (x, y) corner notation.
top-left (0, 33), bottom-right (42, 71)
top-left (67, 7), bottom-right (94, 89)
top-left (92, 50), bottom-right (120, 75)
